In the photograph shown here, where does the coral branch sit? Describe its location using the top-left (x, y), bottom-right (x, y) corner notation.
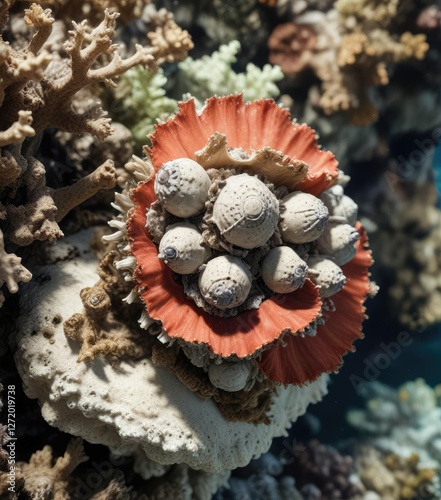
top-left (52, 159), bottom-right (116, 222)
top-left (5, 157), bottom-right (62, 246)
top-left (27, 9), bottom-right (157, 137)
top-left (0, 111), bottom-right (35, 147)
top-left (0, 228), bottom-right (32, 306)
top-left (146, 8), bottom-right (194, 65)
top-left (24, 4), bottom-right (55, 55)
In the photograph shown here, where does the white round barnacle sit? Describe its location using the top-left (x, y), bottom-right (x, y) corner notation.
top-left (261, 246), bottom-right (308, 294)
top-left (279, 192), bottom-right (329, 244)
top-left (198, 255), bottom-right (252, 310)
top-left (211, 174), bottom-right (279, 249)
top-left (154, 158), bottom-right (211, 218)
top-left (208, 360), bottom-right (253, 392)
top-left (307, 255), bottom-right (346, 298)
top-left (316, 220), bottom-right (359, 266)
top-left (320, 186), bottom-right (358, 226)
top-left (158, 222), bottom-right (211, 274)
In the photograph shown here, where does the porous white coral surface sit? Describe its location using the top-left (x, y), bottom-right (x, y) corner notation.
top-left (13, 229), bottom-right (328, 474)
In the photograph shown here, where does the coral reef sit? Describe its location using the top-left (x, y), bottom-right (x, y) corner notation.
top-left (356, 447), bottom-right (438, 500)
top-left (0, 0), bottom-right (440, 497)
top-left (348, 379), bottom-right (441, 473)
top-left (358, 143), bottom-right (441, 329)
top-left (0, 1), bottom-right (193, 306)
top-left (101, 94), bottom-right (373, 424)
top-left (269, 1), bottom-right (429, 124)
top-left (110, 40), bottom-right (284, 149)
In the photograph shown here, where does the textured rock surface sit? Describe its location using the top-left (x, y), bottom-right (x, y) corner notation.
top-left (14, 230), bottom-right (329, 474)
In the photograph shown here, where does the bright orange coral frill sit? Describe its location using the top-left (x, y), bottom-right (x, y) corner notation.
top-left (126, 95), bottom-right (372, 385)
top-left (147, 95), bottom-right (339, 195)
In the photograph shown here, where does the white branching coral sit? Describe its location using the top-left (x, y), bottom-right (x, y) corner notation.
top-left (177, 40), bottom-right (283, 101)
top-left (112, 67), bottom-right (178, 147)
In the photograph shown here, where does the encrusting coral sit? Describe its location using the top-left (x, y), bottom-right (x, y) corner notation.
top-left (268, 0), bottom-right (429, 124)
top-left (64, 251), bottom-right (152, 362)
top-left (0, 1), bottom-right (193, 307)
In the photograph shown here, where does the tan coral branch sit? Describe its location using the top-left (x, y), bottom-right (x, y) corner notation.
top-left (0, 229), bottom-right (32, 307)
top-left (5, 157), bottom-right (62, 245)
top-left (0, 111), bottom-right (34, 147)
top-left (24, 4), bottom-right (55, 55)
top-left (52, 159), bottom-right (116, 222)
top-left (146, 8), bottom-right (194, 65)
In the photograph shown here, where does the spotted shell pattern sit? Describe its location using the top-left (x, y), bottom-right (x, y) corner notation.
top-left (279, 191), bottom-right (329, 244)
top-left (320, 185), bottom-right (358, 226)
top-left (158, 222), bottom-right (211, 274)
top-left (154, 158), bottom-right (211, 218)
top-left (307, 255), bottom-right (347, 298)
top-left (198, 255), bottom-right (252, 310)
top-left (211, 174), bottom-right (279, 249)
top-left (261, 246), bottom-right (308, 294)
top-left (316, 220), bottom-right (360, 266)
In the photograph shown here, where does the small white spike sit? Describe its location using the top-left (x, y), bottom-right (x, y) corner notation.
top-left (108, 219), bottom-right (126, 230)
top-left (102, 230), bottom-right (124, 242)
top-left (139, 310), bottom-right (157, 330)
top-left (115, 256), bottom-right (136, 270)
top-left (123, 289), bottom-right (138, 304)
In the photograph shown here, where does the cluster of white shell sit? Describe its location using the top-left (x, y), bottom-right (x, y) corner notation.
top-left (152, 158), bottom-right (360, 312)
top-left (105, 155), bottom-right (360, 394)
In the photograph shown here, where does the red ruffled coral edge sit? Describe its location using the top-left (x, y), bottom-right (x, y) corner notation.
top-left (257, 223), bottom-right (373, 385)
top-left (127, 181), bottom-right (322, 359)
top-left (146, 94), bottom-right (338, 195)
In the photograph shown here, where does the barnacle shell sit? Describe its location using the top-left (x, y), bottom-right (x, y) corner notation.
top-left (316, 220), bottom-right (360, 266)
top-left (158, 222), bottom-right (211, 274)
top-left (208, 360), bottom-right (253, 392)
top-left (279, 192), bottom-right (329, 244)
top-left (307, 255), bottom-right (346, 298)
top-left (199, 255), bottom-right (252, 310)
top-left (211, 174), bottom-right (279, 249)
top-left (154, 158), bottom-right (211, 218)
top-left (261, 246), bottom-right (308, 294)
top-left (320, 185), bottom-right (358, 226)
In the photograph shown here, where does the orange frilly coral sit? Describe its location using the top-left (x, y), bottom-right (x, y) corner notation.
top-left (126, 95), bottom-right (372, 385)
